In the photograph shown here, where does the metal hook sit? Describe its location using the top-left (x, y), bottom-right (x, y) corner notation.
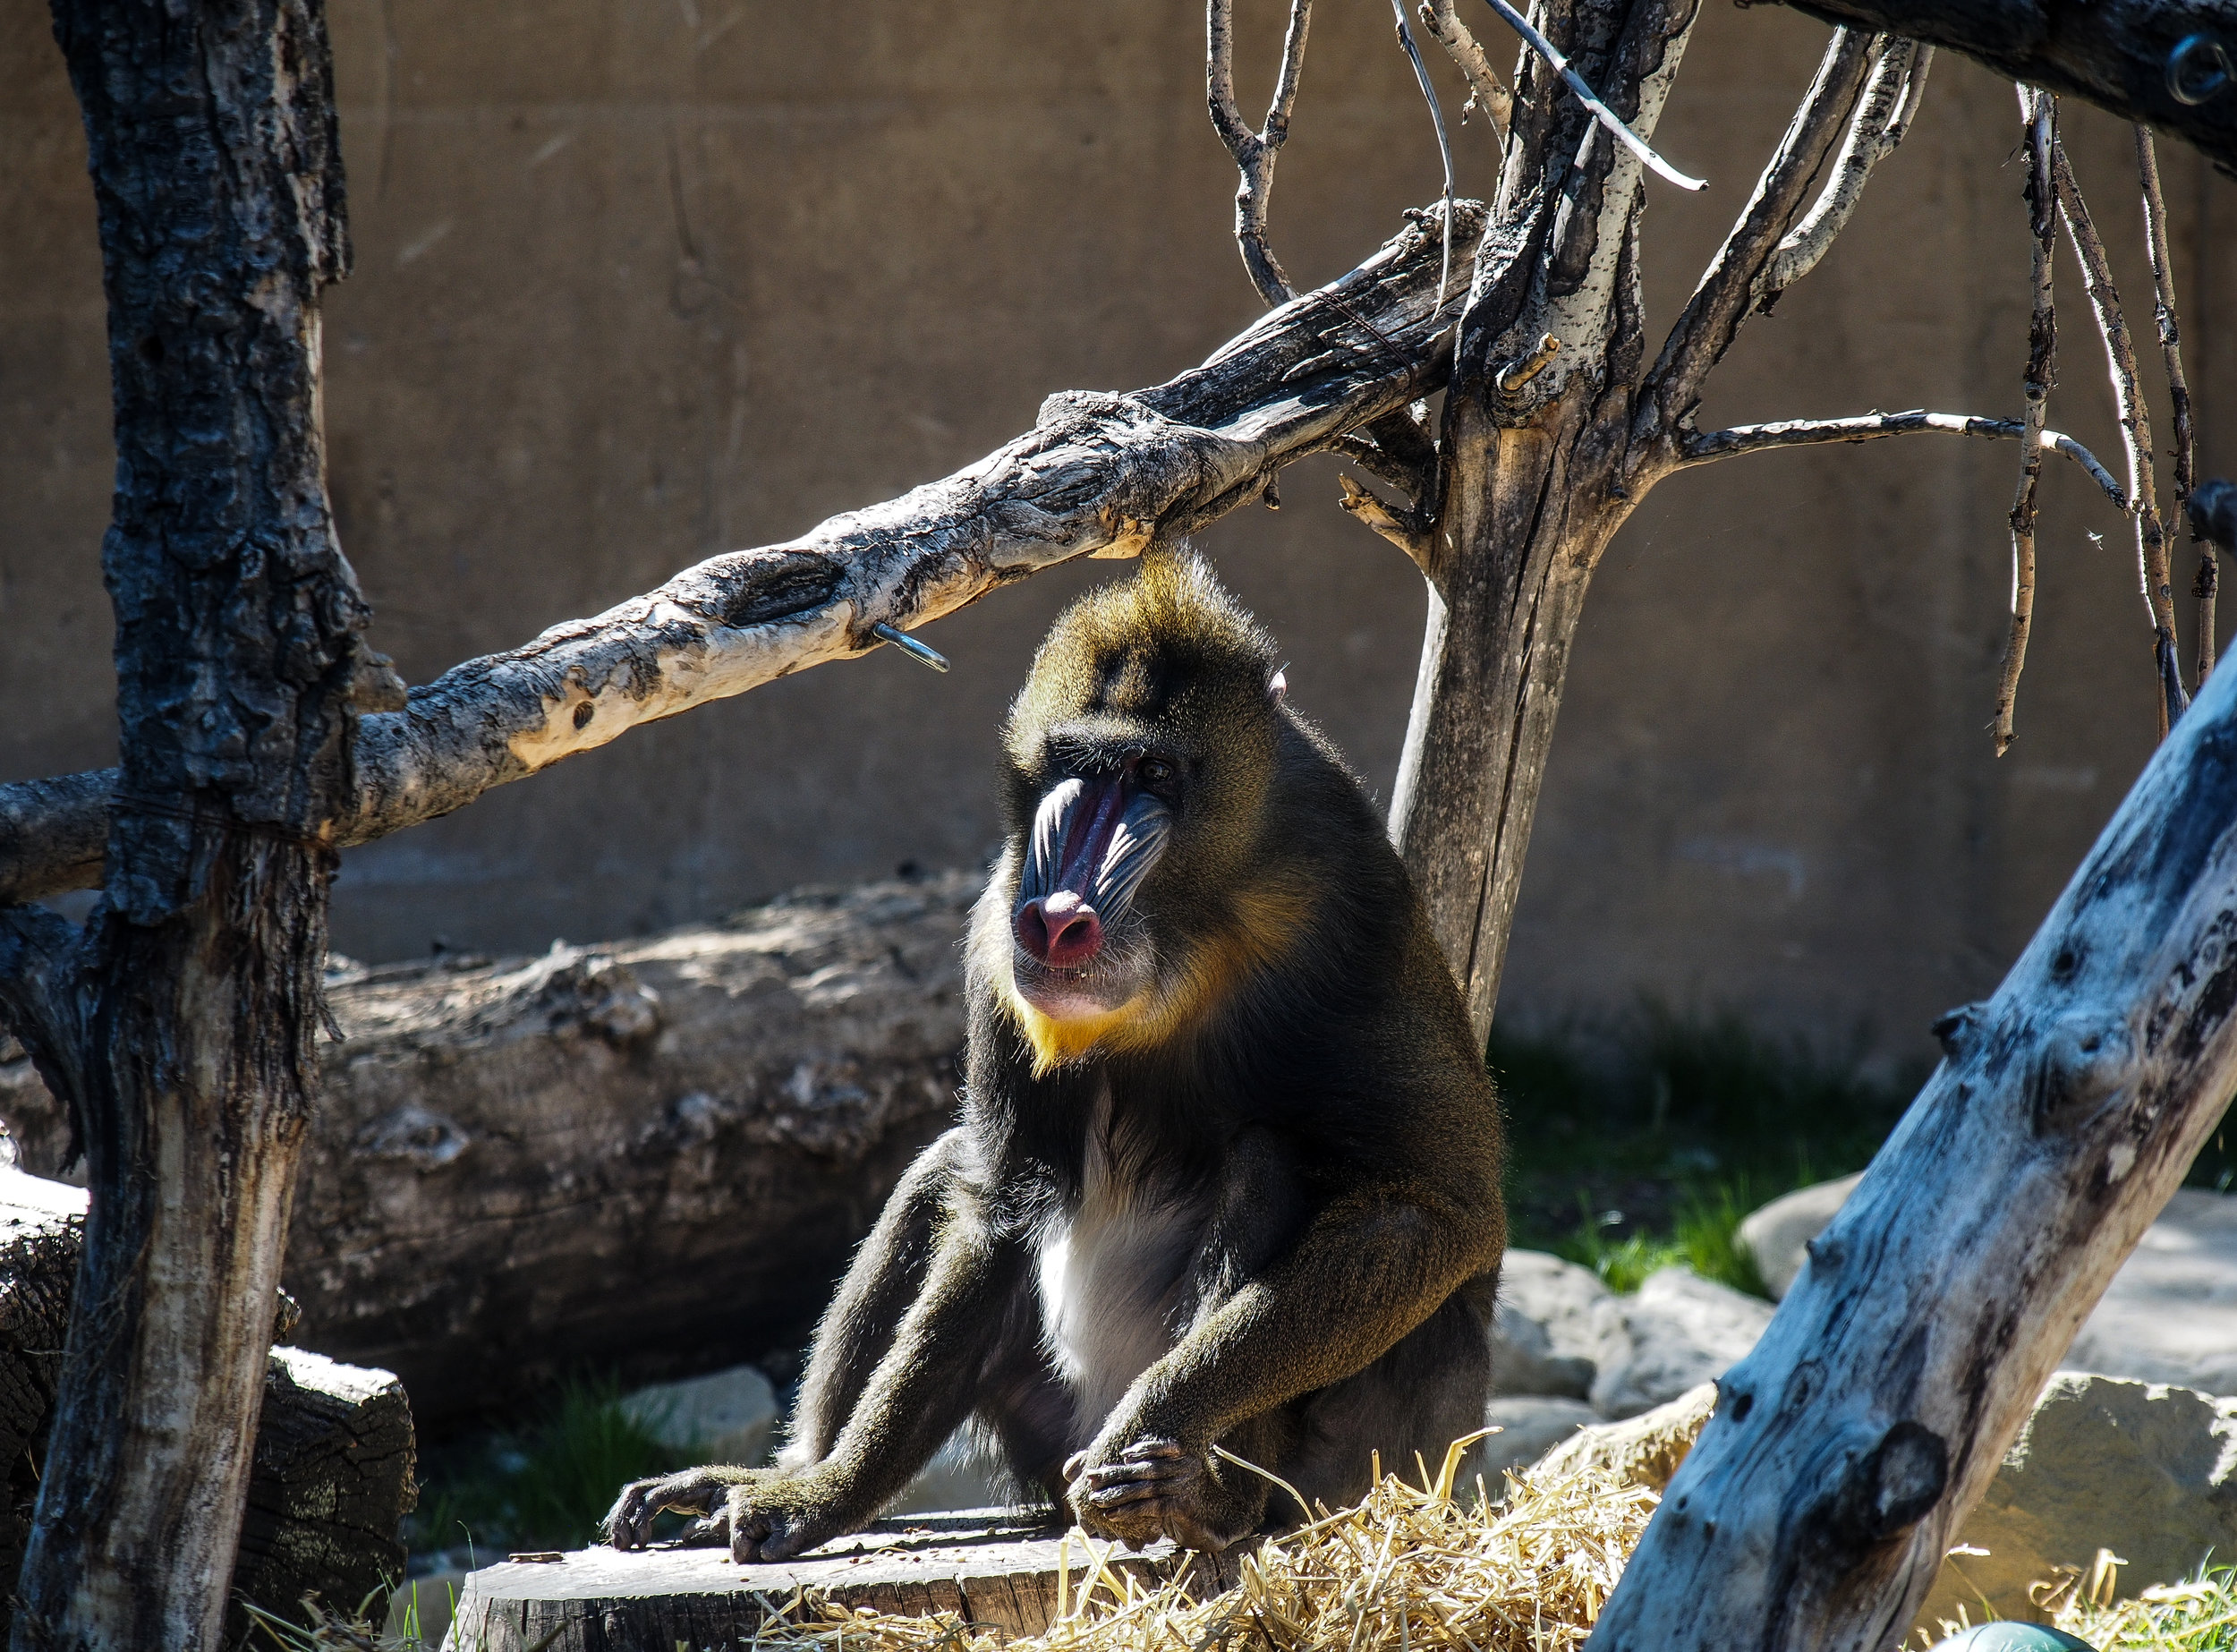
top-left (872, 621), bottom-right (949, 673)
top-left (2168, 34), bottom-right (2233, 106)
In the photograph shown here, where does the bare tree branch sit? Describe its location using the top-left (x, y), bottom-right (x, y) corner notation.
top-left (1418, 0), bottom-right (1513, 146)
top-left (0, 201), bottom-right (1488, 906)
top-left (1762, 39), bottom-right (1932, 300)
top-left (1633, 29), bottom-right (1878, 451)
top-left (0, 906), bottom-right (83, 1123)
top-left (2135, 124), bottom-right (2208, 686)
top-left (1995, 88), bottom-right (2058, 758)
top-left (1207, 0), bottom-right (1314, 306)
top-left (1765, 0), bottom-right (2237, 173)
top-left (1336, 474), bottom-right (1435, 570)
top-left (2052, 137), bottom-right (2182, 734)
top-left (1678, 411), bottom-right (2126, 507)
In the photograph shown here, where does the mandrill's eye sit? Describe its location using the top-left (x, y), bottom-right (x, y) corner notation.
top-left (1136, 756), bottom-right (1177, 796)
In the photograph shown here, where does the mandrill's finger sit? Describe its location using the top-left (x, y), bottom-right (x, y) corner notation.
top-left (1086, 1479), bottom-right (1170, 1509)
top-left (1084, 1460), bottom-right (1179, 1486)
top-left (1123, 1439), bottom-right (1186, 1460)
top-left (1061, 1450), bottom-right (1090, 1484)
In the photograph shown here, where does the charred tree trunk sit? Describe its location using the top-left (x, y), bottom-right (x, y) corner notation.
top-left (0, 1), bottom-right (370, 1646)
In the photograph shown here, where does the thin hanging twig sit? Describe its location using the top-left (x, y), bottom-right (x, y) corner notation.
top-left (1763, 39), bottom-right (1933, 300)
top-left (1473, 0), bottom-right (1706, 190)
top-left (2135, 125), bottom-right (2208, 685)
top-left (1994, 87), bottom-right (2057, 757)
top-left (1417, 0), bottom-right (1512, 149)
top-left (1387, 0), bottom-right (1459, 305)
top-left (1207, 0), bottom-right (1314, 306)
top-left (2052, 139), bottom-right (2184, 735)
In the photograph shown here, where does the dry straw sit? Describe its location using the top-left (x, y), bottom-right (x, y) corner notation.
top-left (748, 1437), bottom-right (1661, 1652)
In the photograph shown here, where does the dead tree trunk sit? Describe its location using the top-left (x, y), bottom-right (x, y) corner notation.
top-left (1586, 631), bottom-right (2237, 1647)
top-left (1388, 23), bottom-right (1934, 1036)
top-left (0, 1), bottom-right (373, 1646)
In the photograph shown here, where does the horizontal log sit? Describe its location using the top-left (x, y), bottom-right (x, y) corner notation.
top-left (2, 872), bottom-right (978, 1424)
top-left (446, 1511), bottom-right (1238, 1652)
top-left (0, 1167), bottom-right (414, 1649)
top-left (1767, 0), bottom-right (2237, 174)
top-left (0, 201), bottom-right (1485, 908)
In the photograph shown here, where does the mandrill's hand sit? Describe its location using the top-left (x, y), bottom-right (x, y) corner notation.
top-left (605, 1466), bottom-right (849, 1563)
top-left (1063, 1436), bottom-right (1251, 1554)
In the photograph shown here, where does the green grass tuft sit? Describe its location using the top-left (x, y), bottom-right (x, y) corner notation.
top-left (408, 1375), bottom-right (704, 1555)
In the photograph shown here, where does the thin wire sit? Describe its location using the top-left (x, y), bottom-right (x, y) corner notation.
top-left (1474, 0), bottom-right (1707, 190)
top-left (1390, 0), bottom-right (1459, 305)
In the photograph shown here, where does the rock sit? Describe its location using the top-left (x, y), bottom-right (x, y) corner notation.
top-left (1746, 1179), bottom-right (2237, 1394)
top-left (1529, 1382), bottom-right (1718, 1493)
top-left (1916, 1373), bottom-right (2237, 1633)
top-left (1478, 1396), bottom-right (1598, 1485)
top-left (619, 1363), bottom-right (779, 1467)
top-left (1490, 1250), bottom-right (1611, 1400)
top-left (1737, 1173), bottom-right (1862, 1299)
top-left (2064, 1190), bottom-right (2237, 1395)
top-left (1587, 1267), bottom-right (1773, 1419)
top-left (385, 1567), bottom-right (470, 1651)
top-left (1927, 1629), bottom-right (2094, 1652)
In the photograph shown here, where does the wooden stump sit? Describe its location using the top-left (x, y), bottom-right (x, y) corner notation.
top-left (0, 1166), bottom-right (418, 1648)
top-left (444, 1511), bottom-right (1240, 1652)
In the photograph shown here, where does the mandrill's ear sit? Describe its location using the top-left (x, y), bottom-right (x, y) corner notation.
top-left (1268, 667), bottom-right (1287, 705)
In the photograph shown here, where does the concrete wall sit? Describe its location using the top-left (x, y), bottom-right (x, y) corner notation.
top-left (2, 0), bottom-right (2231, 1064)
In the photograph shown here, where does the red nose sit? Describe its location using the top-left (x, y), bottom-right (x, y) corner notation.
top-left (1015, 890), bottom-right (1105, 969)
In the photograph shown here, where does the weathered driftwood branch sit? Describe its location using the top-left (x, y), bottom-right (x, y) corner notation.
top-left (1995, 88), bottom-right (2058, 759)
top-left (1586, 575), bottom-right (2237, 1652)
top-left (1676, 411), bottom-right (2125, 507)
top-left (1206, 0), bottom-right (1314, 305)
top-left (1765, 0), bottom-right (2237, 173)
top-left (1335, 475), bottom-right (1435, 570)
top-left (0, 201), bottom-right (1484, 909)
top-left (1762, 38), bottom-right (1932, 302)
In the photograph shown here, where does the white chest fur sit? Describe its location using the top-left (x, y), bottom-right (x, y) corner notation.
top-left (1034, 1104), bottom-right (1204, 1433)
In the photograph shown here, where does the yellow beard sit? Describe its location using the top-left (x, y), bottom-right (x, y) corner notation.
top-left (997, 885), bottom-right (1308, 1077)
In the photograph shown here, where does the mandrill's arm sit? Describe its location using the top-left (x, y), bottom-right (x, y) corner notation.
top-left (1073, 1168), bottom-right (1501, 1548)
top-left (607, 1200), bottom-right (1026, 1562)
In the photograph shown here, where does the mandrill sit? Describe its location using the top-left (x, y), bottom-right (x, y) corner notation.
top-left (608, 548), bottom-right (1506, 1561)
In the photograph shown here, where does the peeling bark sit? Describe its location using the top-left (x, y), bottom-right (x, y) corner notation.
top-left (1586, 585), bottom-right (2237, 1652)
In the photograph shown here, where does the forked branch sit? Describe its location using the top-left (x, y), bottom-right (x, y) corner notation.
top-left (1337, 474), bottom-right (1435, 571)
top-left (1208, 0), bottom-right (1314, 305)
top-left (1678, 411), bottom-right (2124, 509)
top-left (1994, 88), bottom-right (2057, 759)
top-left (1763, 38), bottom-right (1932, 301)
top-left (1634, 29), bottom-right (1877, 451)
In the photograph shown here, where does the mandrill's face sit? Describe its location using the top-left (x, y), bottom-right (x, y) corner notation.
top-left (1006, 728), bottom-right (1183, 1024)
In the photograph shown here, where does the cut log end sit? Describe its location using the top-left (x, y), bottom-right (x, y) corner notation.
top-left (446, 1511), bottom-right (1238, 1651)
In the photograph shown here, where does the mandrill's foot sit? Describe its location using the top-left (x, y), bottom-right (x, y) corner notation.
top-left (606, 1466), bottom-right (853, 1562)
top-left (1064, 1437), bottom-right (1257, 1553)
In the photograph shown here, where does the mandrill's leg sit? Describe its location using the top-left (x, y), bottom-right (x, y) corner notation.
top-left (1070, 1131), bottom-right (1501, 1552)
top-left (607, 1130), bottom-right (1027, 1562)
top-left (781, 1128), bottom-right (973, 1469)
